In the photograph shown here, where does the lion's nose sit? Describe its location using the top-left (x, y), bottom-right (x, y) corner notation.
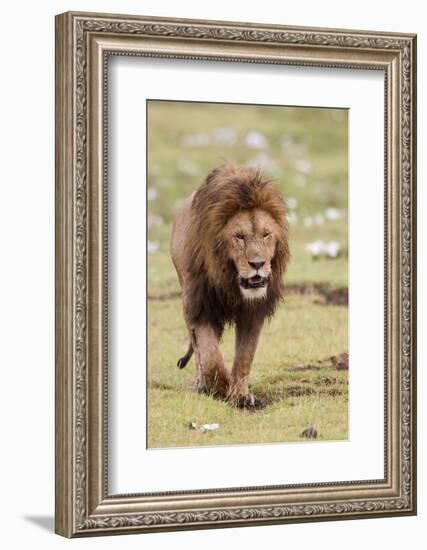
top-left (248, 260), bottom-right (265, 270)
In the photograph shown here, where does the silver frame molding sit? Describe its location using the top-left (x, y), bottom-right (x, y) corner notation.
top-left (55, 11), bottom-right (417, 538)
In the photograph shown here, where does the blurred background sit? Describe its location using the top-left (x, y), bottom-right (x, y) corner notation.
top-left (147, 100), bottom-right (349, 448)
top-left (147, 100), bottom-right (348, 296)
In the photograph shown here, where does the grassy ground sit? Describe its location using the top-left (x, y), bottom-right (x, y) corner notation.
top-left (147, 100), bottom-right (348, 448)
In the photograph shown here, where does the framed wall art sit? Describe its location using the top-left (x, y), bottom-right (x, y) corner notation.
top-left (55, 11), bottom-right (417, 537)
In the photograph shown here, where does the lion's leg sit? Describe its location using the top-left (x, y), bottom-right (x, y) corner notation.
top-left (229, 319), bottom-right (264, 407)
top-left (190, 325), bottom-right (230, 398)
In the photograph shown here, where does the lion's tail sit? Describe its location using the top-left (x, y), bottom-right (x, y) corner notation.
top-left (177, 342), bottom-right (194, 369)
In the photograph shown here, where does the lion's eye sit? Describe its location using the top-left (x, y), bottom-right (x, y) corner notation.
top-left (236, 234), bottom-right (245, 241)
top-left (263, 232), bottom-right (271, 239)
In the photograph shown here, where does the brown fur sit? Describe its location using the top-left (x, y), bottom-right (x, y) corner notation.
top-left (170, 164), bottom-right (290, 403)
top-left (186, 165), bottom-right (289, 333)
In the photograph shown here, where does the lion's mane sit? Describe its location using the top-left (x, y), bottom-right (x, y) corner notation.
top-left (185, 165), bottom-right (290, 335)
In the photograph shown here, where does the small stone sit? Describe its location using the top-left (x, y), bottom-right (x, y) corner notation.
top-left (300, 426), bottom-right (318, 439)
top-left (189, 421), bottom-right (198, 430)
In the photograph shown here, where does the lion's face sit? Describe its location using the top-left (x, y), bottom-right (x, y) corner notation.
top-left (222, 208), bottom-right (279, 300)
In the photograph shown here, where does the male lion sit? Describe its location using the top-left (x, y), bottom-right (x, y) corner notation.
top-left (171, 164), bottom-right (289, 407)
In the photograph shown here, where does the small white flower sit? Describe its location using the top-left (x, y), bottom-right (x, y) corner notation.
top-left (280, 135), bottom-right (305, 155)
top-left (325, 207), bottom-right (341, 221)
top-left (303, 216), bottom-right (313, 228)
top-left (314, 213), bottom-right (325, 226)
top-left (326, 241), bottom-right (341, 258)
top-left (147, 188), bottom-right (158, 201)
top-left (148, 241), bottom-right (159, 254)
top-left (280, 134), bottom-right (294, 152)
top-left (306, 240), bottom-right (325, 257)
top-left (212, 127), bottom-right (236, 145)
top-left (177, 159), bottom-right (199, 175)
top-left (181, 133), bottom-right (211, 148)
top-left (201, 423), bottom-right (220, 432)
top-left (248, 153), bottom-right (277, 172)
top-left (294, 159), bottom-right (311, 174)
top-left (189, 422), bottom-right (220, 432)
top-left (287, 196), bottom-right (298, 209)
top-left (287, 211), bottom-right (298, 225)
top-left (244, 130), bottom-right (269, 149)
top-left (148, 214), bottom-right (163, 228)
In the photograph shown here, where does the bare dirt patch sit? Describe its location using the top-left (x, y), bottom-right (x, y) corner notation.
top-left (285, 283), bottom-right (348, 306)
top-left (148, 283), bottom-right (348, 306)
top-left (288, 352), bottom-right (348, 372)
top-left (179, 352), bottom-right (349, 411)
top-left (148, 290), bottom-right (181, 301)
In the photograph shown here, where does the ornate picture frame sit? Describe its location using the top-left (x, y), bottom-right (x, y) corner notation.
top-left (55, 11), bottom-right (417, 537)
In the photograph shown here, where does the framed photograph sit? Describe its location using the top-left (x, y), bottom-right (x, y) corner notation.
top-left (55, 11), bottom-right (417, 537)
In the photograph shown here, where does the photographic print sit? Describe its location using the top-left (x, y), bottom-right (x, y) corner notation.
top-left (147, 100), bottom-right (348, 449)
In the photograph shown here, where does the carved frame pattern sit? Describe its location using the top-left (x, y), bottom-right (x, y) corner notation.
top-left (55, 11), bottom-right (416, 537)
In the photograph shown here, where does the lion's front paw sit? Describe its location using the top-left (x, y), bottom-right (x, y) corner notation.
top-left (231, 393), bottom-right (265, 410)
top-left (236, 393), bottom-right (256, 409)
top-left (204, 368), bottom-right (230, 399)
top-left (194, 368), bottom-right (230, 399)
top-left (194, 377), bottom-right (209, 395)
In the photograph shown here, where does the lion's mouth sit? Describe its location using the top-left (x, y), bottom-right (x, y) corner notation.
top-left (239, 274), bottom-right (268, 289)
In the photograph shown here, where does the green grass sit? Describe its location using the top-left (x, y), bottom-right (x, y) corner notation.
top-left (147, 100), bottom-right (348, 448)
top-left (148, 294), bottom-right (348, 448)
top-left (148, 390), bottom-right (347, 448)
